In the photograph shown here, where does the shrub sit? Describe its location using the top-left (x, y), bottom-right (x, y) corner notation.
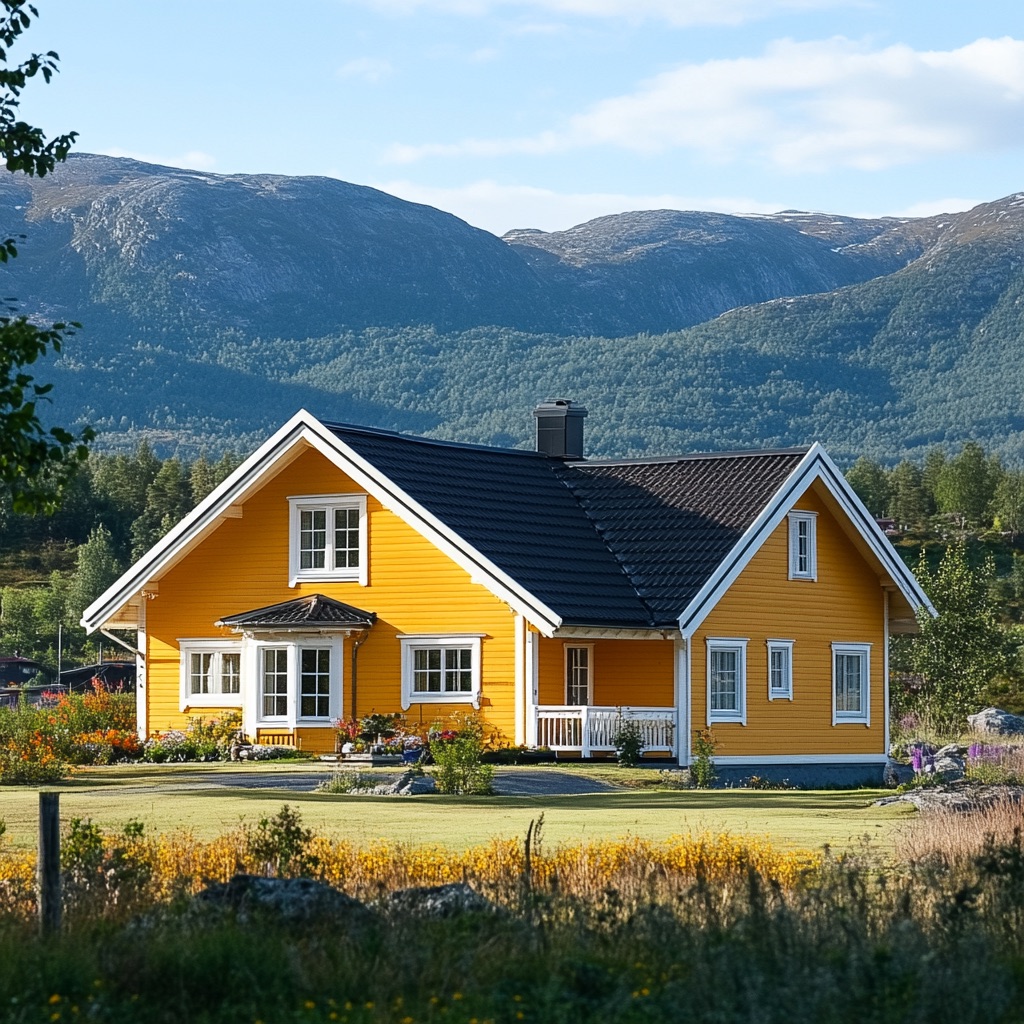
top-left (429, 714), bottom-right (494, 795)
top-left (612, 716), bottom-right (644, 767)
top-left (690, 728), bottom-right (717, 789)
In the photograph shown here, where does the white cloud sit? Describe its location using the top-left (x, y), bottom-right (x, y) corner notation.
top-left (385, 36), bottom-right (1024, 173)
top-left (100, 148), bottom-right (217, 171)
top-left (369, 177), bottom-right (784, 233)
top-left (336, 57), bottom-right (394, 82)
top-left (350, 0), bottom-right (845, 27)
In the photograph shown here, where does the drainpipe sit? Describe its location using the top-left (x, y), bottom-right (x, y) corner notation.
top-left (350, 629), bottom-right (369, 720)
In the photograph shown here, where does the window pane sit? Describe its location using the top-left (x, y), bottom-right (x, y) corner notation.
top-left (300, 648), bottom-right (331, 718)
top-left (190, 652), bottom-right (213, 695)
top-left (221, 653), bottom-right (240, 694)
top-left (836, 654), bottom-right (863, 713)
top-left (334, 507), bottom-right (360, 569)
top-left (413, 647), bottom-right (441, 692)
top-left (770, 648), bottom-right (789, 693)
top-left (263, 648), bottom-right (288, 717)
top-left (300, 509), bottom-right (327, 570)
top-left (566, 646), bottom-right (590, 705)
top-left (710, 649), bottom-right (738, 711)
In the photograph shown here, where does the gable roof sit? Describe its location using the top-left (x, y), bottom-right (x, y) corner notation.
top-left (82, 409), bottom-right (933, 637)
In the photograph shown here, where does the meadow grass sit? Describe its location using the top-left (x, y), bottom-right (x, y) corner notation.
top-left (0, 762), bottom-right (912, 852)
top-left (1, 799), bottom-right (1023, 1023)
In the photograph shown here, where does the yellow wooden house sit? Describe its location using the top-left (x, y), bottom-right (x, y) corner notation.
top-left (82, 402), bottom-right (933, 785)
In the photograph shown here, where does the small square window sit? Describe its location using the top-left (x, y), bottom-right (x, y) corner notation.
top-left (289, 494), bottom-right (367, 585)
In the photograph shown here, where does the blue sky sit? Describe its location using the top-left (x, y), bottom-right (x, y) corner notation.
top-left (16, 0), bottom-right (1024, 234)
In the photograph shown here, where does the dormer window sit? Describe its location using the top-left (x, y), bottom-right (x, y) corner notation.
top-left (788, 511), bottom-right (817, 580)
top-left (289, 494), bottom-right (368, 586)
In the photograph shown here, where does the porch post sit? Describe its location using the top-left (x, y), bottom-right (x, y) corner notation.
top-left (525, 629), bottom-right (538, 747)
top-left (675, 636), bottom-right (688, 766)
top-left (580, 704), bottom-right (591, 758)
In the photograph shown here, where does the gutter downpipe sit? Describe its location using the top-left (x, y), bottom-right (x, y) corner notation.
top-left (350, 629), bottom-right (370, 720)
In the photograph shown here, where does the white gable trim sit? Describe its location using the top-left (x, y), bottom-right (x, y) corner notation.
top-left (81, 411), bottom-right (563, 636)
top-left (677, 443), bottom-right (934, 639)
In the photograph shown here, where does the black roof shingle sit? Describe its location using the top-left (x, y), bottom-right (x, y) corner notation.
top-left (324, 422), bottom-right (806, 629)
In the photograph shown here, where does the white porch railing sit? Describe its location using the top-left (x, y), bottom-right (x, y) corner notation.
top-left (535, 705), bottom-right (675, 758)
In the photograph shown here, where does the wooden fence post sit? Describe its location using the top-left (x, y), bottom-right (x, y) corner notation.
top-left (38, 791), bottom-right (61, 935)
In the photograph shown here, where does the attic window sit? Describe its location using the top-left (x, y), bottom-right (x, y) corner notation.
top-left (788, 511), bottom-right (817, 580)
top-left (288, 494), bottom-right (368, 586)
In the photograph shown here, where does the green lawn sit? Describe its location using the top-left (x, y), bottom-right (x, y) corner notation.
top-left (0, 762), bottom-right (915, 852)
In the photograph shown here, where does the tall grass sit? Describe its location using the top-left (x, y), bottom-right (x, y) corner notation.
top-left (1, 809), bottom-right (1024, 1022)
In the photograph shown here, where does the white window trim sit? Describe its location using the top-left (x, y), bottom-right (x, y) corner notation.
top-left (250, 636), bottom-right (345, 728)
top-left (179, 639), bottom-right (243, 711)
top-left (288, 493), bottom-right (368, 587)
top-left (788, 511), bottom-right (817, 581)
top-left (766, 639), bottom-right (794, 701)
top-left (706, 637), bottom-right (748, 726)
top-left (398, 634), bottom-right (484, 710)
top-left (832, 642), bottom-right (871, 726)
top-left (564, 643), bottom-right (594, 706)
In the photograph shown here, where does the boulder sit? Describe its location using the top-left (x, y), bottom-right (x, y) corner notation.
top-left (968, 708), bottom-right (1024, 736)
top-left (193, 874), bottom-right (376, 926)
top-left (387, 882), bottom-right (502, 919)
top-left (883, 759), bottom-right (915, 787)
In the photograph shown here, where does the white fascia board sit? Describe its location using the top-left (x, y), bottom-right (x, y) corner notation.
top-left (677, 443), bottom-right (934, 639)
top-left (82, 410), bottom-right (563, 637)
top-left (297, 421), bottom-right (563, 635)
top-left (81, 410), bottom-right (322, 632)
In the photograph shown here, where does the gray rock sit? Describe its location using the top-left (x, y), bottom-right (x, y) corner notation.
top-left (883, 759), bottom-right (915, 787)
top-left (968, 707), bottom-right (1024, 736)
top-left (387, 882), bottom-right (502, 919)
top-left (936, 743), bottom-right (967, 759)
top-left (923, 755), bottom-right (965, 779)
top-left (193, 874), bottom-right (375, 926)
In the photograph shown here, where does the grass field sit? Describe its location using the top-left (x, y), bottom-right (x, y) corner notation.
top-left (0, 761), bottom-right (915, 852)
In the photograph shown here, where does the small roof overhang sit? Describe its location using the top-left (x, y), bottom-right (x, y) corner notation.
top-left (215, 594), bottom-right (377, 632)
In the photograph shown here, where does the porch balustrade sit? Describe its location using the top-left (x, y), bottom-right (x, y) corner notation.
top-left (535, 705), bottom-right (675, 757)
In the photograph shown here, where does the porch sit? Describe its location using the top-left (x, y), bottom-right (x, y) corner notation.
top-left (534, 705), bottom-right (676, 758)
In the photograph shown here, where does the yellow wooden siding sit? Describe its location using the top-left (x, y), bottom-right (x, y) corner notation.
top-left (537, 638), bottom-right (675, 706)
top-left (692, 481), bottom-right (886, 757)
top-left (144, 445), bottom-right (516, 752)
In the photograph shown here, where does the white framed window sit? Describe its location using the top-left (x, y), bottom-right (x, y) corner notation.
top-left (399, 634), bottom-right (483, 710)
top-left (706, 638), bottom-right (747, 725)
top-left (832, 643), bottom-right (871, 725)
top-left (288, 494), bottom-right (368, 586)
top-left (261, 647), bottom-right (289, 719)
top-left (179, 640), bottom-right (243, 710)
top-left (767, 639), bottom-right (794, 700)
top-left (564, 644), bottom-right (593, 705)
top-left (299, 648), bottom-right (332, 719)
top-left (788, 511), bottom-right (817, 580)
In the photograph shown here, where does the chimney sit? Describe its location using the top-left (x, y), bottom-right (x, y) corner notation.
top-left (533, 398), bottom-right (588, 459)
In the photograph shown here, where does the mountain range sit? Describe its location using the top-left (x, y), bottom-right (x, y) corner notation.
top-left (3, 153), bottom-right (1024, 463)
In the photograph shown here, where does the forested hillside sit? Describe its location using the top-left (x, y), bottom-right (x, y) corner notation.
top-left (4, 155), bottom-right (1024, 462)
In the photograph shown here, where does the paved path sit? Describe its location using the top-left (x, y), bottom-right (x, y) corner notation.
top-left (118, 767), bottom-right (619, 796)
